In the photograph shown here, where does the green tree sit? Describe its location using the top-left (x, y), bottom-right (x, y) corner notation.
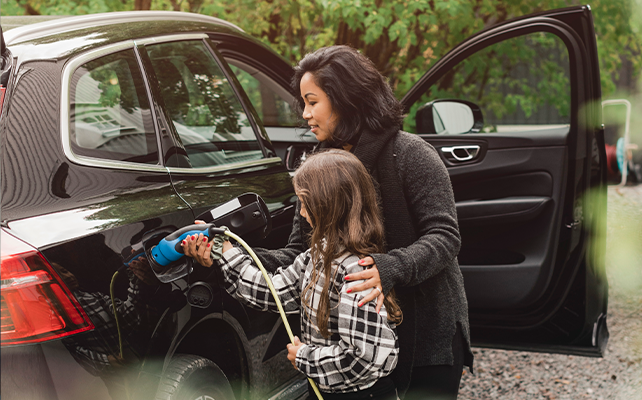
top-left (4, 0), bottom-right (640, 104)
top-left (193, 0), bottom-right (641, 98)
top-left (204, 0), bottom-right (641, 131)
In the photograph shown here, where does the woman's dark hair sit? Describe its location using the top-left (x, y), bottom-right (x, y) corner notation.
top-left (293, 149), bottom-right (402, 337)
top-left (292, 45), bottom-right (404, 147)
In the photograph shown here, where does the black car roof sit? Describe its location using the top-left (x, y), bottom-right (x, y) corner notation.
top-left (2, 11), bottom-right (243, 41)
top-left (1, 11), bottom-right (258, 62)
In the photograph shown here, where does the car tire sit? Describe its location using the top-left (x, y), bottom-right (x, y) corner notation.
top-left (156, 354), bottom-right (236, 400)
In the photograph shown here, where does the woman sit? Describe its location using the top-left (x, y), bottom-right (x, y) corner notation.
top-left (255, 45), bottom-right (473, 399)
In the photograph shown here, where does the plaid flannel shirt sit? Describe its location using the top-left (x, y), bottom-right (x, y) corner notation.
top-left (220, 247), bottom-right (399, 393)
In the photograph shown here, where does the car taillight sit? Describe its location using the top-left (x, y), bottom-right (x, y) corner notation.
top-left (0, 85), bottom-right (5, 114)
top-left (1, 230), bottom-right (94, 346)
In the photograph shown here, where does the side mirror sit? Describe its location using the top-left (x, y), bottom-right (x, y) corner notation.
top-left (416, 99), bottom-right (484, 134)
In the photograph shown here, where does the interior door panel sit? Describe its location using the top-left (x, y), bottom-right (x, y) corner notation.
top-left (423, 132), bottom-right (568, 310)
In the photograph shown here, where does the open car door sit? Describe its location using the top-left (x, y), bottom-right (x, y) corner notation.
top-left (401, 5), bottom-right (608, 356)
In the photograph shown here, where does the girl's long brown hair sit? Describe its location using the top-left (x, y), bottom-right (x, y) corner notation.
top-left (293, 149), bottom-right (402, 337)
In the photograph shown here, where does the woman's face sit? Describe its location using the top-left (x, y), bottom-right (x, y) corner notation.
top-left (300, 72), bottom-right (338, 142)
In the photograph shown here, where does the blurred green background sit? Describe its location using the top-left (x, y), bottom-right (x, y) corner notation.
top-left (1, 0), bottom-right (640, 98)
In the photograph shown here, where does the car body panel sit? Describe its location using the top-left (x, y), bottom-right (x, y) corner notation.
top-left (2, 12), bottom-right (300, 400)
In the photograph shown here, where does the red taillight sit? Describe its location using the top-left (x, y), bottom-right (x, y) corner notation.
top-left (0, 86), bottom-right (5, 113)
top-left (1, 232), bottom-right (94, 346)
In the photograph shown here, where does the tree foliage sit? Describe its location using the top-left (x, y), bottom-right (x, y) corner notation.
top-left (3, 0), bottom-right (640, 100)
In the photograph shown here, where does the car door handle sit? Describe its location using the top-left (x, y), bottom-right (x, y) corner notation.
top-left (441, 145), bottom-right (481, 162)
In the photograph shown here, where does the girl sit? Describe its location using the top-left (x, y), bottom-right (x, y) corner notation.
top-left (184, 149), bottom-right (402, 400)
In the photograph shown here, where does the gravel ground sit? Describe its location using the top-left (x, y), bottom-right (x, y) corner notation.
top-left (458, 185), bottom-right (642, 400)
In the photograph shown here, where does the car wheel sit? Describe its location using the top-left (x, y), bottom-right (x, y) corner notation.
top-left (156, 354), bottom-right (236, 400)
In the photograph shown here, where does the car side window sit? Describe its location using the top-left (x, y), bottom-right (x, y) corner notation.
top-left (405, 32), bottom-right (571, 134)
top-left (70, 50), bottom-right (158, 164)
top-left (146, 40), bottom-right (264, 168)
top-left (227, 60), bottom-right (298, 127)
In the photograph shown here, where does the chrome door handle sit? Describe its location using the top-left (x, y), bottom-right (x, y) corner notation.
top-left (441, 145), bottom-right (480, 161)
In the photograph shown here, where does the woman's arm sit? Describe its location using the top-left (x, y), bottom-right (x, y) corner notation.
top-left (347, 135), bottom-right (461, 297)
top-left (218, 247), bottom-right (308, 313)
top-left (293, 265), bottom-right (398, 390)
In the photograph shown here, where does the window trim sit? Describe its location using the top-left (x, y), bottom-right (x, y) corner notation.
top-left (61, 35), bottom-right (281, 174)
top-left (61, 40), bottom-right (166, 172)
top-left (134, 33), bottom-right (208, 46)
top-left (165, 156), bottom-right (282, 175)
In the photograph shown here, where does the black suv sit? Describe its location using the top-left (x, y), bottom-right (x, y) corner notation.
top-left (1, 7), bottom-right (609, 400)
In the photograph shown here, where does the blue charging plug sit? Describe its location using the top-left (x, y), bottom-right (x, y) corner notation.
top-left (151, 224), bottom-right (227, 266)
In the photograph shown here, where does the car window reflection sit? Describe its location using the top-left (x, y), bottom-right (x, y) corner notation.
top-left (146, 40), bottom-right (264, 168)
top-left (70, 49), bottom-right (158, 164)
top-left (55, 259), bottom-right (174, 399)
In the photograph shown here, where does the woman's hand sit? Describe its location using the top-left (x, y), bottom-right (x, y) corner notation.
top-left (286, 336), bottom-right (305, 369)
top-left (181, 232), bottom-right (214, 267)
top-left (344, 257), bottom-right (385, 312)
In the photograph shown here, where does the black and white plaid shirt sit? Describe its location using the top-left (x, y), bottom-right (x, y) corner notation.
top-left (220, 247), bottom-right (399, 393)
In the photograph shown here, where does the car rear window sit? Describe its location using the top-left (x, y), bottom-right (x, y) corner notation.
top-left (69, 49), bottom-right (158, 164)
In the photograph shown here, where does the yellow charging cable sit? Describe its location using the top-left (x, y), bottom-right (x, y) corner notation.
top-left (224, 230), bottom-right (324, 400)
top-left (110, 270), bottom-right (125, 361)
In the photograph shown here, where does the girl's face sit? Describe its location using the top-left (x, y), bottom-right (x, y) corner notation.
top-left (295, 189), bottom-right (313, 227)
top-left (300, 72), bottom-right (338, 142)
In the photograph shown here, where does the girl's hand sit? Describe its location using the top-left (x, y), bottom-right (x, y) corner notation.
top-left (286, 336), bottom-right (304, 369)
top-left (193, 219), bottom-right (233, 253)
top-left (181, 233), bottom-right (214, 267)
top-left (344, 257), bottom-right (385, 312)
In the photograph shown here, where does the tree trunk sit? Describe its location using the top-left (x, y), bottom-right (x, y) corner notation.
top-left (188, 0), bottom-right (204, 13)
top-left (169, 0), bottom-right (181, 11)
top-left (20, 0), bottom-right (41, 15)
top-left (134, 0), bottom-right (152, 10)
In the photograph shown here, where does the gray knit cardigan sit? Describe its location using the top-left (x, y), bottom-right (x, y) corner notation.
top-left (255, 127), bottom-right (473, 396)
